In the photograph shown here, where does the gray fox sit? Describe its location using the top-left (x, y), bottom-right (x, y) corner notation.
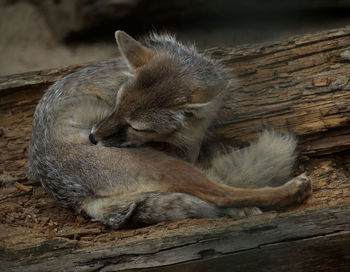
top-left (28, 31), bottom-right (311, 229)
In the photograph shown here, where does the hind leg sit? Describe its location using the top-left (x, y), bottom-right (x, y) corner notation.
top-left (130, 193), bottom-right (224, 226)
top-left (80, 174), bottom-right (311, 229)
top-left (80, 192), bottom-right (252, 229)
top-left (80, 195), bottom-right (138, 228)
top-left (80, 149), bottom-right (311, 228)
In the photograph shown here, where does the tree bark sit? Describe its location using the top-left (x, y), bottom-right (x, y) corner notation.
top-left (1, 26), bottom-right (350, 271)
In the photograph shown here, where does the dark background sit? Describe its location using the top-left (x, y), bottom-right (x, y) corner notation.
top-left (1, 0), bottom-right (350, 75)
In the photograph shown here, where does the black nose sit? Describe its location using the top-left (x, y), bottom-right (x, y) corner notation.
top-left (89, 133), bottom-right (98, 145)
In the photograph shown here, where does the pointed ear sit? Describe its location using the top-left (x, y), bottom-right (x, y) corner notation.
top-left (115, 30), bottom-right (156, 70)
top-left (189, 81), bottom-right (228, 106)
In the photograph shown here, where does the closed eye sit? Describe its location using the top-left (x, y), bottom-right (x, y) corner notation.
top-left (130, 126), bottom-right (156, 133)
top-left (184, 111), bottom-right (194, 118)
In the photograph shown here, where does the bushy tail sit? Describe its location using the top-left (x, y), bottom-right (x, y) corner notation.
top-left (206, 130), bottom-right (297, 188)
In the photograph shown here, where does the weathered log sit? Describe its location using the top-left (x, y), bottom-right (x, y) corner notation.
top-left (1, 26), bottom-right (350, 271)
top-left (1, 205), bottom-right (349, 272)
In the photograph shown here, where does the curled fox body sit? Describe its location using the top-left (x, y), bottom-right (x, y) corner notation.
top-left (28, 31), bottom-right (311, 228)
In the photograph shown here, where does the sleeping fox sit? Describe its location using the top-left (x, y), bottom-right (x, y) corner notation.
top-left (28, 31), bottom-right (311, 228)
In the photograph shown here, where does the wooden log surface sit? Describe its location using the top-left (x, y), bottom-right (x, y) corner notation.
top-left (1, 205), bottom-right (349, 272)
top-left (1, 26), bottom-right (350, 271)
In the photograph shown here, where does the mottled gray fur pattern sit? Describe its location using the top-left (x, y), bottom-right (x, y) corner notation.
top-left (29, 59), bottom-right (129, 208)
top-left (28, 31), bottom-right (297, 228)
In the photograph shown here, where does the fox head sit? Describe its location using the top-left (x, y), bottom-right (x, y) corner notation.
top-left (90, 31), bottom-right (228, 157)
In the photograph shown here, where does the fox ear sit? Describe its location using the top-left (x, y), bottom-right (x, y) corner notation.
top-left (189, 82), bottom-right (228, 106)
top-left (115, 30), bottom-right (156, 70)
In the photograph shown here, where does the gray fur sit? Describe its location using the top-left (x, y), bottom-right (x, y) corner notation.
top-left (28, 31), bottom-right (297, 228)
top-left (129, 193), bottom-right (260, 226)
top-left (143, 33), bottom-right (226, 87)
top-left (131, 193), bottom-right (223, 225)
top-left (28, 59), bottom-right (129, 209)
top-left (206, 130), bottom-right (297, 188)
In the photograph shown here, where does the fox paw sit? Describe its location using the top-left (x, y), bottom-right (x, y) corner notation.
top-left (284, 173), bottom-right (312, 205)
top-left (225, 207), bottom-right (263, 219)
top-left (238, 207), bottom-right (263, 217)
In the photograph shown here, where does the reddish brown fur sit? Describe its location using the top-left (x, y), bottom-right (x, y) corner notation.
top-left (147, 159), bottom-right (311, 208)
